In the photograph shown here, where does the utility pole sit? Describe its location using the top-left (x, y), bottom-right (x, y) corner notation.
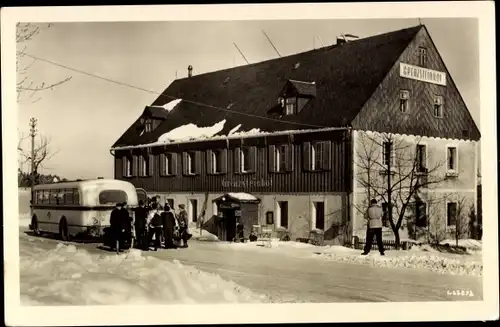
top-left (387, 139), bottom-right (393, 246)
top-left (29, 117), bottom-right (37, 212)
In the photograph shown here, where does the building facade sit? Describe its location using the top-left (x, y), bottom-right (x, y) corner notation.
top-left (111, 25), bottom-right (480, 245)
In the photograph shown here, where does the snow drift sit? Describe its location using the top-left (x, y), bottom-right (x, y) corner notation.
top-left (157, 120), bottom-right (226, 143)
top-left (20, 238), bottom-right (270, 305)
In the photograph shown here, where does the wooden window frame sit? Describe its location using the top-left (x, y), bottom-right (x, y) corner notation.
top-left (446, 145), bottom-right (459, 176)
top-left (419, 47), bottom-right (428, 67)
top-left (416, 143), bottom-right (428, 173)
top-left (285, 97), bottom-right (297, 115)
top-left (400, 90), bottom-right (410, 113)
top-left (433, 95), bottom-right (444, 118)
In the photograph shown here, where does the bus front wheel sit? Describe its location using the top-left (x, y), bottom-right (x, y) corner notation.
top-left (31, 215), bottom-right (40, 236)
top-left (59, 219), bottom-right (69, 241)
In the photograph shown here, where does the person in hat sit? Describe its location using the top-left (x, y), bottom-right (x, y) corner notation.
top-left (362, 199), bottom-right (385, 256)
top-left (161, 204), bottom-right (178, 249)
top-left (134, 200), bottom-right (148, 250)
top-left (177, 204), bottom-right (191, 248)
top-left (108, 202), bottom-right (124, 251)
top-left (147, 203), bottom-right (163, 251)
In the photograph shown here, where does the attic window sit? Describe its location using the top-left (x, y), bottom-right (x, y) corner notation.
top-left (419, 47), bottom-right (428, 67)
top-left (433, 95), bottom-right (444, 118)
top-left (285, 97), bottom-right (297, 115)
top-left (145, 119), bottom-right (153, 132)
top-left (400, 90), bottom-right (410, 113)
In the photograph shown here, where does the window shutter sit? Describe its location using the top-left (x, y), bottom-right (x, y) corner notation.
top-left (206, 150), bottom-right (213, 175)
top-left (182, 152), bottom-right (188, 175)
top-left (195, 151), bottom-right (202, 175)
top-left (132, 155), bottom-right (138, 176)
top-left (171, 153), bottom-right (178, 176)
top-left (303, 142), bottom-right (311, 171)
top-left (268, 145), bottom-right (276, 172)
top-left (286, 144), bottom-right (294, 172)
top-left (322, 141), bottom-right (332, 171)
top-left (159, 154), bottom-right (165, 176)
top-left (149, 154), bottom-right (154, 176)
top-left (122, 156), bottom-right (127, 177)
top-left (221, 149), bottom-right (228, 173)
top-left (250, 146), bottom-right (257, 172)
top-left (234, 147), bottom-right (241, 174)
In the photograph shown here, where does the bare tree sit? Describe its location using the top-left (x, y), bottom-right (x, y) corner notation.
top-left (17, 23), bottom-right (72, 103)
top-left (453, 196), bottom-right (471, 247)
top-left (423, 193), bottom-right (449, 245)
top-left (18, 134), bottom-right (59, 185)
top-left (354, 131), bottom-right (449, 248)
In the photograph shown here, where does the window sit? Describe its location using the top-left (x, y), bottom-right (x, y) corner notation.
top-left (73, 189), bottom-right (80, 205)
top-left (138, 155), bottom-right (149, 176)
top-left (278, 201), bottom-right (288, 228)
top-left (241, 147), bottom-right (252, 173)
top-left (419, 47), bottom-right (427, 66)
top-left (213, 150), bottom-right (223, 174)
top-left (416, 144), bottom-right (427, 172)
top-left (99, 190), bottom-right (128, 205)
top-left (285, 97), bottom-right (297, 115)
top-left (400, 90), bottom-right (410, 113)
top-left (186, 151), bottom-right (196, 175)
top-left (49, 190), bottom-right (59, 205)
top-left (145, 119), bottom-right (153, 133)
top-left (313, 201), bottom-right (325, 230)
top-left (304, 141), bottom-right (330, 171)
top-left (275, 145), bottom-right (288, 172)
top-left (161, 153), bottom-right (176, 176)
top-left (434, 95), bottom-right (443, 118)
top-left (167, 198), bottom-right (174, 209)
top-left (382, 142), bottom-right (393, 167)
top-left (447, 202), bottom-right (457, 226)
top-left (447, 146), bottom-right (457, 171)
top-left (189, 199), bottom-right (198, 223)
top-left (123, 156), bottom-right (132, 177)
top-left (415, 201), bottom-right (428, 227)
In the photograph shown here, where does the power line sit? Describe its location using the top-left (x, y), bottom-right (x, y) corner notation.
top-left (19, 51), bottom-right (325, 129)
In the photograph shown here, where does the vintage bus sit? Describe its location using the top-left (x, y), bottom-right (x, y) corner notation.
top-left (30, 179), bottom-right (139, 240)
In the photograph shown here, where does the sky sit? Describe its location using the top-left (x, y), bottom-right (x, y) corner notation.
top-left (16, 18), bottom-right (480, 180)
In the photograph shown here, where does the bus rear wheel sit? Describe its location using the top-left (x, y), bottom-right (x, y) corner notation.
top-left (31, 215), bottom-right (40, 236)
top-left (59, 219), bottom-right (69, 241)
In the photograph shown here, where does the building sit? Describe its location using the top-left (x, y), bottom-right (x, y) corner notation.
top-left (111, 25), bottom-right (480, 245)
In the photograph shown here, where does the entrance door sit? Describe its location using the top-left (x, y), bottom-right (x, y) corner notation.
top-left (189, 199), bottom-right (198, 223)
top-left (225, 209), bottom-right (237, 242)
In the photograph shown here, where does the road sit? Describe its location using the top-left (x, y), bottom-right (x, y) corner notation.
top-left (19, 229), bottom-right (483, 303)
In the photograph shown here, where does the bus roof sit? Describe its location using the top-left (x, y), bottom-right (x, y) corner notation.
top-left (32, 179), bottom-right (134, 191)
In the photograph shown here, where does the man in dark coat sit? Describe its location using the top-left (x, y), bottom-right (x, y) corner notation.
top-left (134, 200), bottom-right (148, 250)
top-left (178, 204), bottom-right (191, 248)
top-left (161, 204), bottom-right (178, 249)
top-left (119, 202), bottom-right (133, 249)
top-left (109, 202), bottom-right (124, 250)
top-left (147, 203), bottom-right (163, 251)
top-left (362, 199), bottom-right (385, 256)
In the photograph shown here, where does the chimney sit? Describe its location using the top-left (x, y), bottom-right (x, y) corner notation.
top-left (188, 65), bottom-right (193, 78)
top-left (336, 37), bottom-right (346, 45)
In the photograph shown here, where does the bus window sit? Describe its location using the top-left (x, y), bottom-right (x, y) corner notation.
top-left (99, 190), bottom-right (128, 205)
top-left (73, 189), bottom-right (80, 205)
top-left (55, 189), bottom-right (64, 205)
top-left (48, 190), bottom-right (58, 205)
top-left (63, 189), bottom-right (73, 204)
top-left (36, 191), bottom-right (44, 204)
top-left (42, 191), bottom-right (50, 204)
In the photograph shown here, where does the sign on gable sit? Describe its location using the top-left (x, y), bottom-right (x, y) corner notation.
top-left (400, 63), bottom-right (447, 86)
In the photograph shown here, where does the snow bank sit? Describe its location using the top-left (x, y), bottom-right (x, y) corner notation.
top-left (314, 246), bottom-right (482, 277)
top-left (150, 99), bottom-right (182, 112)
top-left (440, 239), bottom-right (482, 250)
top-left (157, 120), bottom-right (226, 143)
top-left (189, 227), bottom-right (219, 242)
top-left (228, 124), bottom-right (242, 135)
top-left (20, 240), bottom-right (270, 305)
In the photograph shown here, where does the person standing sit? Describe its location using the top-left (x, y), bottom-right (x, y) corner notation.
top-left (109, 202), bottom-right (123, 251)
top-left (161, 204), bottom-right (178, 249)
top-left (134, 200), bottom-right (148, 250)
top-left (119, 202), bottom-right (133, 249)
top-left (177, 204), bottom-right (190, 248)
top-left (362, 199), bottom-right (385, 256)
top-left (147, 203), bottom-right (163, 251)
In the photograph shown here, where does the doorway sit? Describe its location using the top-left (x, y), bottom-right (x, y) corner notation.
top-left (189, 199), bottom-right (198, 223)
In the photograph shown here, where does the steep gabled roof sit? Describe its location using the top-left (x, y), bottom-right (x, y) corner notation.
top-left (113, 25), bottom-right (423, 147)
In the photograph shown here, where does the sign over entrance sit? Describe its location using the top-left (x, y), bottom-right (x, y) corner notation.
top-left (400, 63), bottom-right (446, 86)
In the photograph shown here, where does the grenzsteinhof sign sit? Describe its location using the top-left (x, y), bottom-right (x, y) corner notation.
top-left (400, 63), bottom-right (447, 86)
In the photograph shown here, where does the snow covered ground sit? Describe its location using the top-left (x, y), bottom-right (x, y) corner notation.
top-left (19, 232), bottom-right (271, 305)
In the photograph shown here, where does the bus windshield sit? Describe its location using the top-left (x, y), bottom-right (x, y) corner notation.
top-left (99, 190), bottom-right (128, 205)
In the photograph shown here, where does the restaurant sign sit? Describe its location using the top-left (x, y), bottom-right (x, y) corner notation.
top-left (400, 63), bottom-right (446, 86)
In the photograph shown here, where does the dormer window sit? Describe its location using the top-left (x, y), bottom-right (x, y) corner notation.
top-left (145, 119), bottom-right (153, 132)
top-left (285, 97), bottom-right (297, 115)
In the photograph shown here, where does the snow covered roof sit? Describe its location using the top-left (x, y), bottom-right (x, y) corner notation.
top-left (214, 193), bottom-right (260, 204)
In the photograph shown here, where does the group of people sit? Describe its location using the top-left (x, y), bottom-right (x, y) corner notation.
top-left (107, 197), bottom-right (192, 252)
